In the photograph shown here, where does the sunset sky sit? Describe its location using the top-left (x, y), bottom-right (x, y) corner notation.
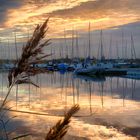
top-left (0, 0), bottom-right (140, 59)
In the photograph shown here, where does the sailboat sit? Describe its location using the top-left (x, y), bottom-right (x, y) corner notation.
top-left (74, 29), bottom-right (113, 76)
top-left (124, 69), bottom-right (140, 79)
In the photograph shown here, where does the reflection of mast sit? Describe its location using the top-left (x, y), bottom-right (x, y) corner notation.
top-left (110, 78), bottom-right (113, 99)
top-left (60, 74), bottom-right (64, 99)
top-left (72, 77), bottom-right (75, 104)
top-left (64, 73), bottom-right (68, 112)
top-left (122, 79), bottom-right (126, 107)
top-left (117, 77), bottom-right (119, 89)
top-left (125, 78), bottom-right (127, 105)
top-left (101, 82), bottom-right (104, 108)
top-left (88, 81), bottom-right (92, 114)
top-left (39, 74), bottom-right (42, 103)
top-left (99, 82), bottom-right (104, 108)
top-left (36, 74), bottom-right (38, 99)
top-left (131, 79), bottom-right (136, 99)
top-left (28, 75), bottom-right (31, 108)
top-left (50, 66), bottom-right (53, 83)
top-left (76, 78), bottom-right (80, 103)
top-left (53, 70), bottom-right (56, 84)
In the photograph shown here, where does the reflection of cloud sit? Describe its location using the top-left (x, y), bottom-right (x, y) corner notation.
top-left (7, 77), bottom-right (140, 139)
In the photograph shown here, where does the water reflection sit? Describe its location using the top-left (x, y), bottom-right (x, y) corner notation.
top-left (0, 72), bottom-right (140, 113)
top-left (0, 71), bottom-right (140, 139)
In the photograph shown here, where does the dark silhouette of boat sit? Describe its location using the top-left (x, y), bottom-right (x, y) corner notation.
top-left (73, 74), bottom-right (106, 82)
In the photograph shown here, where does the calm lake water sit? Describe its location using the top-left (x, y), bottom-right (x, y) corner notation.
top-left (1, 71), bottom-right (140, 139)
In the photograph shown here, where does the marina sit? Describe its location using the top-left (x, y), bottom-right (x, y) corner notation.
top-left (0, 25), bottom-right (139, 139)
top-left (0, 1), bottom-right (140, 139)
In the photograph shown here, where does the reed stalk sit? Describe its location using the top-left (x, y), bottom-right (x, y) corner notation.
top-left (45, 104), bottom-right (80, 140)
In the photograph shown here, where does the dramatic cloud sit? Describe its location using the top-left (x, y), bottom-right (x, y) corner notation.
top-left (0, 0), bottom-right (139, 58)
top-left (0, 0), bottom-right (22, 26)
top-left (49, 0), bottom-right (140, 29)
top-left (1, 0), bottom-right (140, 38)
top-left (52, 0), bottom-right (140, 25)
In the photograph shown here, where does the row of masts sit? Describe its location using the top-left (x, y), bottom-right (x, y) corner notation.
top-left (0, 24), bottom-right (137, 61)
top-left (55, 23), bottom-right (137, 60)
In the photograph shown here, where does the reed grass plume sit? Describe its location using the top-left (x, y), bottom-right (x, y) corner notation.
top-left (45, 104), bottom-right (80, 140)
top-left (8, 18), bottom-right (51, 88)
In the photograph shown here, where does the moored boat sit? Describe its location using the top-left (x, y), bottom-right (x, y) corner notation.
top-left (74, 62), bottom-right (113, 75)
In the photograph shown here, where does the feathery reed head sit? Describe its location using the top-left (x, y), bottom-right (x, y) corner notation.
top-left (8, 18), bottom-right (51, 87)
top-left (45, 104), bottom-right (80, 140)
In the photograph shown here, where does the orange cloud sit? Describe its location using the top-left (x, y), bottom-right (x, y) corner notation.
top-left (0, 0), bottom-right (140, 42)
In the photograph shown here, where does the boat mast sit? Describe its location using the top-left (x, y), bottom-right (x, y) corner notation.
top-left (130, 33), bottom-right (136, 60)
top-left (84, 42), bottom-right (87, 58)
top-left (76, 31), bottom-right (79, 59)
top-left (59, 43), bottom-right (62, 59)
top-left (7, 39), bottom-right (10, 63)
top-left (71, 28), bottom-right (74, 59)
top-left (100, 30), bottom-right (104, 61)
top-left (64, 29), bottom-right (68, 59)
top-left (125, 40), bottom-right (127, 60)
top-left (14, 32), bottom-right (18, 60)
top-left (61, 40), bottom-right (64, 59)
top-left (121, 30), bottom-right (124, 60)
top-left (88, 22), bottom-right (91, 58)
top-left (108, 34), bottom-right (112, 60)
top-left (116, 41), bottom-right (119, 60)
